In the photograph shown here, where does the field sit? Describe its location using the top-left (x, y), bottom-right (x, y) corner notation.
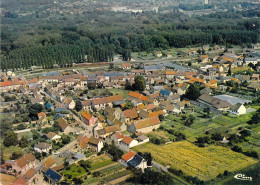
top-left (134, 141), bottom-right (257, 181)
top-left (62, 164), bottom-right (87, 181)
top-left (108, 89), bottom-right (130, 99)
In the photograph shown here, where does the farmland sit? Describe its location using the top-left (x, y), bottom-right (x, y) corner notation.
top-left (134, 141), bottom-right (257, 181)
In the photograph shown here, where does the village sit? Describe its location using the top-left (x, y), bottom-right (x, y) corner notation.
top-left (0, 45), bottom-right (260, 185)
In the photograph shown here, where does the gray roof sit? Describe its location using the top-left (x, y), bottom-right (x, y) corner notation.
top-left (230, 103), bottom-right (243, 111)
top-left (144, 65), bottom-right (165, 71)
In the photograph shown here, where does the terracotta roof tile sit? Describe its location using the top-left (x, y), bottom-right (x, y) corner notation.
top-left (122, 151), bottom-right (136, 162)
top-left (121, 136), bottom-right (133, 144)
top-left (81, 111), bottom-right (92, 120)
top-left (16, 154), bottom-right (36, 168)
top-left (123, 109), bottom-right (138, 119)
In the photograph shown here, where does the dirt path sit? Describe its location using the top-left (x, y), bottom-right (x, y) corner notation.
top-left (91, 162), bottom-right (118, 172)
top-left (108, 174), bottom-right (131, 185)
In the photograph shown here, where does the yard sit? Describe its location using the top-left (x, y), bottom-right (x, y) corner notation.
top-left (62, 164), bottom-right (87, 181)
top-left (134, 141), bottom-right (257, 181)
top-left (108, 88), bottom-right (130, 99)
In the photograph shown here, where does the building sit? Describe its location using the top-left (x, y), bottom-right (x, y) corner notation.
top-left (81, 111), bottom-right (97, 126)
top-left (45, 168), bottom-right (62, 185)
top-left (121, 152), bottom-right (147, 172)
top-left (12, 154), bottom-right (36, 175)
top-left (127, 116), bottom-right (161, 133)
top-left (120, 136), bottom-right (138, 148)
top-left (198, 94), bottom-right (231, 111)
top-left (34, 142), bottom-right (52, 153)
top-left (229, 103), bottom-right (246, 115)
top-left (63, 98), bottom-right (75, 109)
top-left (122, 63), bottom-right (132, 69)
top-left (46, 132), bottom-right (61, 141)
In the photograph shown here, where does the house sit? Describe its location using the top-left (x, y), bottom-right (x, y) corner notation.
top-left (12, 154), bottom-right (36, 175)
top-left (31, 98), bottom-right (44, 105)
top-left (42, 157), bottom-right (56, 170)
top-left (121, 152), bottom-right (147, 172)
top-left (81, 111), bottom-right (97, 126)
top-left (45, 168), bottom-right (62, 185)
top-left (199, 55), bottom-right (209, 63)
top-left (160, 90), bottom-right (173, 99)
top-left (154, 51), bottom-right (162, 57)
top-left (229, 103), bottom-right (247, 115)
top-left (128, 116), bottom-right (161, 133)
top-left (57, 117), bottom-right (71, 134)
top-left (144, 65), bottom-right (165, 72)
top-left (104, 125), bottom-right (121, 137)
top-left (122, 63), bottom-right (131, 69)
top-left (111, 132), bottom-right (124, 144)
top-left (198, 94), bottom-right (231, 111)
top-left (200, 87), bottom-right (212, 95)
top-left (34, 142), bottom-right (52, 153)
top-left (46, 132), bottom-right (61, 141)
top-left (92, 95), bottom-right (123, 111)
top-left (82, 100), bottom-right (92, 112)
top-left (88, 137), bottom-right (103, 152)
top-left (37, 112), bottom-right (46, 119)
top-left (247, 82), bottom-right (260, 91)
top-left (63, 98), bottom-right (75, 109)
top-left (166, 53), bottom-right (172, 58)
top-left (121, 108), bottom-right (138, 123)
top-left (77, 136), bottom-right (103, 152)
top-left (251, 74), bottom-right (259, 82)
top-left (120, 136), bottom-right (138, 148)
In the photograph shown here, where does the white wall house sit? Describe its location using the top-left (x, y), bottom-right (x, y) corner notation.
top-left (229, 103), bottom-right (246, 115)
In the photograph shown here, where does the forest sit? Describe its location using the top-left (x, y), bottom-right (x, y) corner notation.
top-left (1, 0), bottom-right (259, 71)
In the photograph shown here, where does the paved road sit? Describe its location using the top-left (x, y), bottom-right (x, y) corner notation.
top-left (41, 90), bottom-right (93, 137)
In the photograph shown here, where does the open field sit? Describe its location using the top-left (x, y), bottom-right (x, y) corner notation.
top-left (2, 146), bottom-right (23, 161)
top-left (134, 141), bottom-right (257, 181)
top-left (0, 173), bottom-right (17, 185)
top-left (62, 164), bottom-right (87, 181)
top-left (108, 89), bottom-right (130, 99)
top-left (89, 154), bottom-right (115, 171)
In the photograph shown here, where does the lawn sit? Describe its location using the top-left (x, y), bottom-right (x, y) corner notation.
top-left (134, 141), bottom-right (257, 181)
top-left (108, 88), bottom-right (130, 99)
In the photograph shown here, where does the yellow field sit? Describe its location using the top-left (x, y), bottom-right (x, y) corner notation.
top-left (134, 141), bottom-right (257, 181)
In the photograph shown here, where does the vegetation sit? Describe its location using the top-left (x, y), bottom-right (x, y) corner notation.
top-left (185, 84), bottom-right (201, 100)
top-left (134, 141), bottom-right (257, 181)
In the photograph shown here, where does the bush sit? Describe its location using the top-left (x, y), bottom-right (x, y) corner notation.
top-left (92, 171), bottom-right (101, 177)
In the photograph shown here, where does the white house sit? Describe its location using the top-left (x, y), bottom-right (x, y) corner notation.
top-left (34, 142), bottom-right (52, 153)
top-left (229, 103), bottom-right (246, 115)
top-left (121, 151), bottom-right (147, 172)
top-left (120, 136), bottom-right (138, 148)
top-left (63, 98), bottom-right (76, 109)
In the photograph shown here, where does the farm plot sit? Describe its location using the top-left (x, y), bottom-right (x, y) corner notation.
top-left (134, 141), bottom-right (257, 181)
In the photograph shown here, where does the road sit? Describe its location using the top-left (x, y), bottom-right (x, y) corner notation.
top-left (41, 90), bottom-right (93, 137)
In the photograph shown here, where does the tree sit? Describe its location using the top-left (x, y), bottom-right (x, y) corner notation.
top-left (188, 62), bottom-right (192, 66)
top-left (75, 99), bottom-right (83, 112)
top-left (92, 171), bottom-right (101, 177)
top-left (125, 79), bottom-right (132, 90)
top-left (211, 133), bottom-right (222, 141)
top-left (87, 82), bottom-right (96, 90)
top-left (61, 134), bottom-right (70, 144)
top-left (10, 152), bottom-right (23, 160)
top-left (124, 101), bottom-right (134, 110)
top-left (109, 63), bottom-right (114, 69)
top-left (78, 160), bottom-right (91, 170)
top-left (185, 84), bottom-right (200, 100)
top-left (228, 64), bottom-right (232, 76)
top-left (19, 136), bottom-right (28, 148)
top-left (0, 119), bottom-right (12, 136)
top-left (3, 131), bottom-right (18, 147)
top-left (132, 75), bottom-right (145, 92)
top-left (203, 107), bottom-right (210, 118)
top-left (184, 115), bottom-right (195, 126)
top-left (158, 114), bottom-right (164, 121)
top-left (28, 103), bottom-right (44, 120)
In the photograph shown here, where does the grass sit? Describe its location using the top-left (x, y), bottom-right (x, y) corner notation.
top-left (99, 164), bottom-right (125, 175)
top-left (209, 162), bottom-right (260, 185)
top-left (134, 141), bottom-right (257, 181)
top-left (62, 164), bottom-right (87, 181)
top-left (2, 146), bottom-right (23, 161)
top-left (103, 170), bottom-right (131, 182)
top-left (90, 160), bottom-right (115, 171)
top-left (17, 130), bottom-right (33, 140)
top-left (108, 88), bottom-right (130, 99)
top-left (89, 154), bottom-right (115, 171)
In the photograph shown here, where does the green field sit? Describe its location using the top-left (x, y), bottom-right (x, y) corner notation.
top-left (108, 88), bottom-right (130, 99)
top-left (62, 164), bottom-right (87, 181)
top-left (134, 141), bottom-right (257, 181)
